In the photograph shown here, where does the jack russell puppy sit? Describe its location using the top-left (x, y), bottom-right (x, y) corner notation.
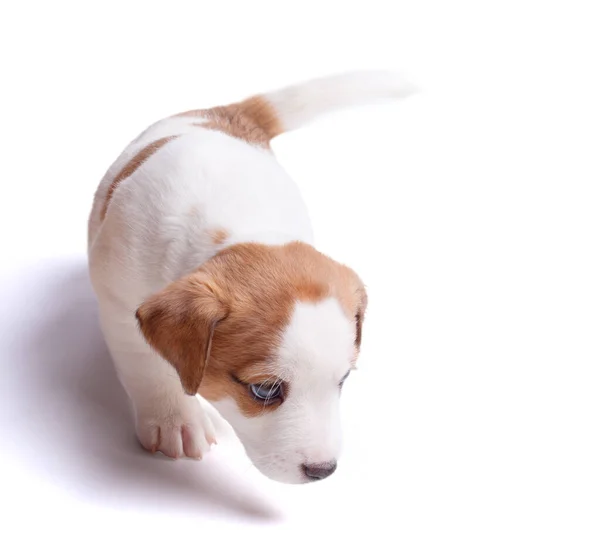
top-left (88, 71), bottom-right (414, 483)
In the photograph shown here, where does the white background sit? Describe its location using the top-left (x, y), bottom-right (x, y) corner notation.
top-left (1, 1), bottom-right (599, 554)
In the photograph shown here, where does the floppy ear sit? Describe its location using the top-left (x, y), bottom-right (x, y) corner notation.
top-left (355, 285), bottom-right (368, 350)
top-left (135, 273), bottom-right (228, 395)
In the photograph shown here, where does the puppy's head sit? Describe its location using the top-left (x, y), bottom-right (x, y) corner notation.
top-left (136, 242), bottom-right (367, 483)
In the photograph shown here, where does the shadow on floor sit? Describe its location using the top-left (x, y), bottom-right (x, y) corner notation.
top-left (0, 258), bottom-right (280, 521)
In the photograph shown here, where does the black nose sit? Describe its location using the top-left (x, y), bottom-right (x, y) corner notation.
top-left (302, 461), bottom-right (337, 481)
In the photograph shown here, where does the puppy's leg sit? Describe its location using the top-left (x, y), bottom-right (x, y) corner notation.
top-left (99, 308), bottom-right (216, 459)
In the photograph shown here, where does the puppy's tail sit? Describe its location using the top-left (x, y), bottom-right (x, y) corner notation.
top-left (198, 71), bottom-right (416, 145)
top-left (259, 71), bottom-right (416, 138)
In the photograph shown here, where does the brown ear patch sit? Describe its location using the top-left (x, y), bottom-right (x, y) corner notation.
top-left (176, 95), bottom-right (283, 148)
top-left (101, 135), bottom-right (178, 220)
top-left (135, 274), bottom-right (228, 395)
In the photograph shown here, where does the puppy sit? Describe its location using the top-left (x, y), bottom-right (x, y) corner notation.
top-left (88, 71), bottom-right (413, 483)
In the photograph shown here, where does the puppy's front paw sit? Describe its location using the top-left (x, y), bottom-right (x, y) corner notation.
top-left (135, 396), bottom-right (216, 459)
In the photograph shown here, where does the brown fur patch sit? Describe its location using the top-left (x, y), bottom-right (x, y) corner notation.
top-left (176, 95), bottom-right (283, 148)
top-left (101, 135), bottom-right (178, 220)
top-left (208, 227), bottom-right (229, 245)
top-left (136, 242), bottom-right (367, 417)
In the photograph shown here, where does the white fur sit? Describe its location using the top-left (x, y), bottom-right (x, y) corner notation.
top-left (88, 72), bottom-right (411, 482)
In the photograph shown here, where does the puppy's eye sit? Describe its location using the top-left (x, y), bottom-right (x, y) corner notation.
top-left (250, 382), bottom-right (282, 403)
